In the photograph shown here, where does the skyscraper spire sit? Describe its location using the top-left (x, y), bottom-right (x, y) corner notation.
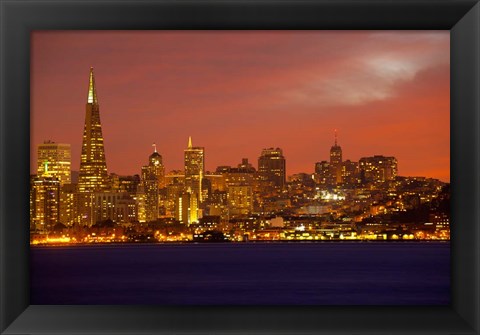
top-left (78, 67), bottom-right (108, 195)
top-left (330, 128), bottom-right (342, 185)
top-left (87, 67), bottom-right (98, 104)
top-left (152, 142), bottom-right (157, 153)
top-left (184, 136), bottom-right (204, 204)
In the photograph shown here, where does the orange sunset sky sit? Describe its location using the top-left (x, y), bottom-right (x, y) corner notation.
top-left (31, 31), bottom-right (450, 182)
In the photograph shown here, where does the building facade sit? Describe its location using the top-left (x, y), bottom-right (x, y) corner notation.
top-left (77, 68), bottom-right (110, 225)
top-left (92, 192), bottom-right (136, 224)
top-left (78, 67), bottom-right (109, 193)
top-left (175, 189), bottom-right (199, 225)
top-left (314, 160), bottom-right (332, 186)
top-left (59, 183), bottom-right (78, 226)
top-left (341, 160), bottom-right (360, 186)
top-left (141, 148), bottom-right (165, 222)
top-left (37, 141), bottom-right (71, 186)
top-left (359, 155), bottom-right (398, 184)
top-left (329, 131), bottom-right (343, 185)
top-left (221, 161), bottom-right (255, 216)
top-left (30, 173), bottom-right (60, 231)
top-left (258, 147), bottom-right (286, 193)
top-left (184, 137), bottom-right (205, 202)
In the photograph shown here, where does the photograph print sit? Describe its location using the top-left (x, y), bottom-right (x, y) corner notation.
top-left (30, 30), bottom-right (450, 305)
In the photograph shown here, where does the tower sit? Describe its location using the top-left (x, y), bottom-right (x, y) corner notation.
top-left (30, 162), bottom-right (60, 231)
top-left (77, 68), bottom-right (109, 225)
top-left (184, 136), bottom-right (204, 202)
top-left (141, 143), bottom-right (165, 222)
top-left (330, 129), bottom-right (343, 185)
top-left (150, 143), bottom-right (165, 188)
top-left (78, 67), bottom-right (109, 193)
top-left (258, 148), bottom-right (286, 193)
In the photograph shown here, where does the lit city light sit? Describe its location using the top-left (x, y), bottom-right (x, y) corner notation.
top-left (30, 62), bottom-right (449, 246)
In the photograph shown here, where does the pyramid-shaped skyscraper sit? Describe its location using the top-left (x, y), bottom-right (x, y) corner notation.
top-left (78, 67), bottom-right (109, 194)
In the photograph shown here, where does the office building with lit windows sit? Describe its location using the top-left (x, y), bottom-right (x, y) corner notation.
top-left (37, 141), bottom-right (71, 186)
top-left (77, 68), bottom-right (110, 225)
top-left (175, 189), bottom-right (199, 225)
top-left (77, 67), bottom-right (109, 194)
top-left (135, 184), bottom-right (147, 222)
top-left (218, 161), bottom-right (256, 216)
top-left (341, 160), bottom-right (360, 186)
top-left (359, 155), bottom-right (398, 184)
top-left (110, 174), bottom-right (141, 195)
top-left (258, 148), bottom-right (286, 192)
top-left (184, 137), bottom-right (205, 202)
top-left (164, 172), bottom-right (185, 216)
top-left (30, 172), bottom-right (60, 231)
top-left (330, 131), bottom-right (343, 185)
top-left (59, 183), bottom-right (78, 226)
top-left (227, 185), bottom-right (253, 216)
top-left (92, 192), bottom-right (136, 224)
top-left (314, 160), bottom-right (332, 186)
top-left (141, 146), bottom-right (165, 222)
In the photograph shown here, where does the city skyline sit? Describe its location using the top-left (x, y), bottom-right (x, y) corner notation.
top-left (30, 58), bottom-right (450, 240)
top-left (31, 31), bottom-right (450, 181)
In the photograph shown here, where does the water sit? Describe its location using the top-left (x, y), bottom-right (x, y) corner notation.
top-left (30, 242), bottom-right (450, 305)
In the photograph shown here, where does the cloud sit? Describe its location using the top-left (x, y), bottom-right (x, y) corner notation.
top-left (287, 31), bottom-right (449, 107)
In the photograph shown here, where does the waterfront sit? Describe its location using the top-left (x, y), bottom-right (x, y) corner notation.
top-left (31, 242), bottom-right (450, 305)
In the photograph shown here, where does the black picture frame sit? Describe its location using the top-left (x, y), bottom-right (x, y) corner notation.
top-left (1, 0), bottom-right (479, 334)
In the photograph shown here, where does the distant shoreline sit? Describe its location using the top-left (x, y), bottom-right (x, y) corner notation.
top-left (30, 240), bottom-right (450, 248)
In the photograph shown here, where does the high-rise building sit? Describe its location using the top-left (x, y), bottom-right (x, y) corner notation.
top-left (110, 174), bottom-right (141, 196)
top-left (59, 183), bottom-right (78, 226)
top-left (207, 190), bottom-right (228, 218)
top-left (37, 141), bottom-right (71, 186)
top-left (148, 143), bottom-right (165, 188)
top-left (314, 161), bottom-right (332, 186)
top-left (78, 67), bottom-right (109, 194)
top-left (164, 170), bottom-right (185, 216)
top-left (30, 164), bottom-right (60, 231)
top-left (92, 192), bottom-right (136, 224)
top-left (135, 184), bottom-right (147, 222)
top-left (220, 160), bottom-right (255, 216)
top-left (204, 173), bottom-right (226, 192)
top-left (141, 145), bottom-right (165, 222)
top-left (77, 68), bottom-right (110, 225)
top-left (341, 160), bottom-right (360, 186)
top-left (227, 185), bottom-right (253, 216)
top-left (175, 189), bottom-right (199, 225)
top-left (330, 130), bottom-right (342, 185)
top-left (184, 137), bottom-right (204, 202)
top-left (359, 155), bottom-right (398, 184)
top-left (258, 148), bottom-right (286, 192)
